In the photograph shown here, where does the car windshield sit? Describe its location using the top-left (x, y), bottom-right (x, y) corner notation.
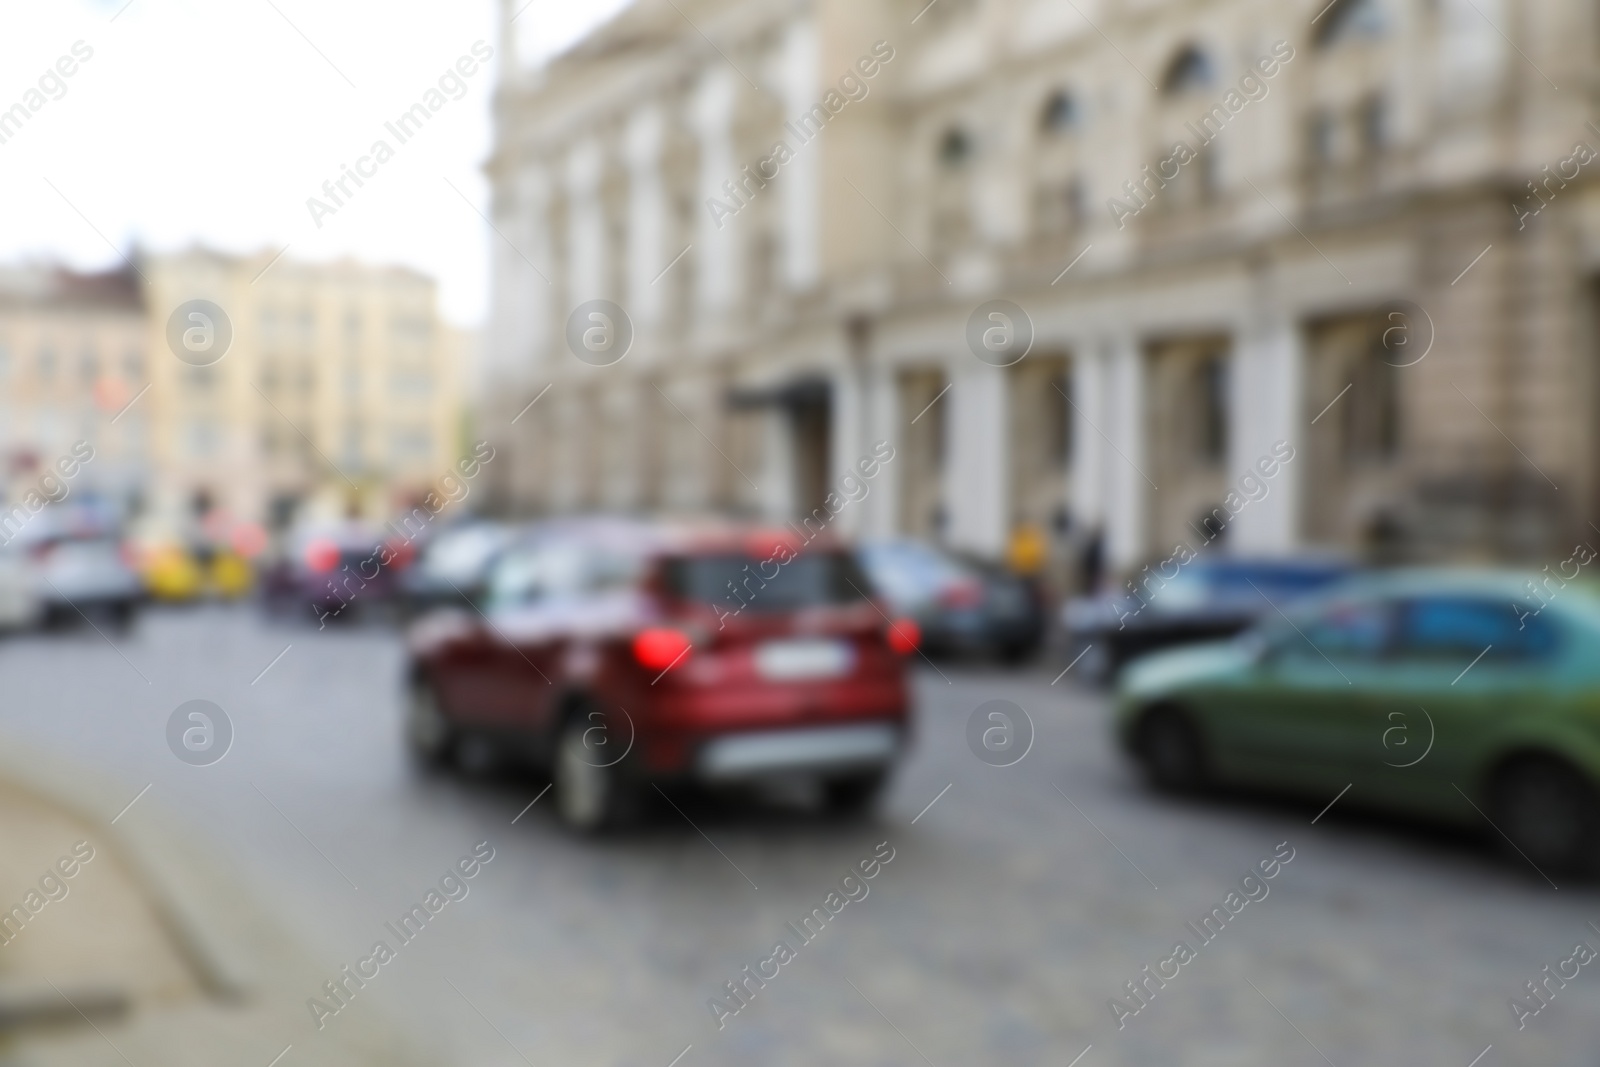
top-left (857, 542), bottom-right (974, 602)
top-left (487, 540), bottom-right (642, 608)
top-left (422, 526), bottom-right (506, 582)
top-left (663, 551), bottom-right (871, 614)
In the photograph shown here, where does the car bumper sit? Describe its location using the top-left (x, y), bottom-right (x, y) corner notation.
top-left (695, 722), bottom-right (902, 782)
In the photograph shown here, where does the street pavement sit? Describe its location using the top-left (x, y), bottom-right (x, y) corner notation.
top-left (0, 604), bottom-right (1596, 1066)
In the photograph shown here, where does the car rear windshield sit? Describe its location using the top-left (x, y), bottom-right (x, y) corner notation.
top-left (662, 551), bottom-right (871, 614)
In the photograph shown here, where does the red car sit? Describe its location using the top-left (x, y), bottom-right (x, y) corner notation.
top-left (403, 519), bottom-right (919, 831)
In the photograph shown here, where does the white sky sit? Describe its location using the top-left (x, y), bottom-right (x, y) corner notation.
top-left (0, 0), bottom-right (634, 326)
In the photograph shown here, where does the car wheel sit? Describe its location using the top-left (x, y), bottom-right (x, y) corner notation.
top-left (553, 712), bottom-right (630, 833)
top-left (405, 680), bottom-right (456, 770)
top-left (1134, 706), bottom-right (1207, 792)
top-left (1488, 758), bottom-right (1600, 877)
top-left (824, 770), bottom-right (888, 817)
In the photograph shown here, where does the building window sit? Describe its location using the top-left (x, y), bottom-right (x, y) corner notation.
top-left (1343, 342), bottom-right (1401, 464)
top-left (1358, 94), bottom-right (1387, 154)
top-left (1315, 0), bottom-right (1386, 47)
top-left (1041, 90), bottom-right (1078, 133)
top-left (1161, 45), bottom-right (1215, 95)
top-left (391, 426), bottom-right (434, 461)
top-left (1307, 108), bottom-right (1337, 162)
top-left (1196, 355), bottom-right (1229, 463)
top-left (938, 126), bottom-right (973, 167)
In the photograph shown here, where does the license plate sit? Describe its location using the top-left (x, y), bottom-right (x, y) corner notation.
top-left (754, 639), bottom-right (855, 680)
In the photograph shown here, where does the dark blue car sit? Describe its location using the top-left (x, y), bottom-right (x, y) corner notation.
top-left (1063, 555), bottom-right (1355, 682)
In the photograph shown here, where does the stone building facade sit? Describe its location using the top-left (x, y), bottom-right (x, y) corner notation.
top-left (482, 0), bottom-right (1600, 578)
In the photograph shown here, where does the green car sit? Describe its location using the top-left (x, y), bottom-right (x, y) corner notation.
top-left (1116, 568), bottom-right (1600, 876)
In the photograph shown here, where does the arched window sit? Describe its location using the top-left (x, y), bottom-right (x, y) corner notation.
top-left (1041, 89), bottom-right (1078, 132)
top-left (938, 126), bottom-right (973, 167)
top-left (1315, 0), bottom-right (1386, 47)
top-left (1161, 45), bottom-right (1215, 95)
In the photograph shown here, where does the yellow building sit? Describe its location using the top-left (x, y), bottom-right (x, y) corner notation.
top-left (144, 248), bottom-right (463, 535)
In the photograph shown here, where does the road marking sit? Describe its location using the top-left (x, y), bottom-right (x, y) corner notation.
top-left (110, 783), bottom-right (151, 825)
top-left (511, 783), bottom-right (552, 824)
top-left (1312, 783), bottom-right (1352, 825)
top-left (1052, 645), bottom-right (1092, 684)
top-left (665, 1044), bottom-right (693, 1067)
top-left (1067, 1045), bottom-right (1094, 1067)
top-left (911, 783), bottom-right (952, 824)
top-left (1465, 1045), bottom-right (1492, 1067)
top-left (266, 1045), bottom-right (293, 1067)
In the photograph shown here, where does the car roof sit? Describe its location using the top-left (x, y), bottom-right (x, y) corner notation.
top-left (503, 516), bottom-right (845, 558)
top-left (1330, 567), bottom-right (1576, 601)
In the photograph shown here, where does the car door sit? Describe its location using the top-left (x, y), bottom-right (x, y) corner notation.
top-left (1213, 595), bottom-right (1395, 793)
top-left (1367, 595), bottom-right (1560, 816)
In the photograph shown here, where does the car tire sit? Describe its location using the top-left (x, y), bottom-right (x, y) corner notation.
top-left (405, 680), bottom-right (456, 771)
top-left (553, 710), bottom-right (632, 833)
top-left (1133, 706), bottom-right (1208, 793)
top-left (824, 770), bottom-right (888, 817)
top-left (1487, 757), bottom-right (1600, 878)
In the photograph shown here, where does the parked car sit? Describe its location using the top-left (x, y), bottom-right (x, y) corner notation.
top-left (141, 540), bottom-right (254, 601)
top-left (261, 522), bottom-right (414, 623)
top-left (1116, 569), bottom-right (1600, 876)
top-left (1065, 555), bottom-right (1354, 682)
top-left (405, 519), bottom-right (920, 831)
top-left (30, 534), bottom-right (144, 628)
top-left (856, 539), bottom-right (1046, 661)
top-left (0, 543), bottom-right (42, 631)
top-left (398, 520), bottom-right (517, 617)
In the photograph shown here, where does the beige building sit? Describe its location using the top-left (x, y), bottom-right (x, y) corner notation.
top-left (0, 264), bottom-right (148, 517)
top-left (143, 249), bottom-right (463, 535)
top-left (0, 250), bottom-right (464, 538)
top-left (483, 0), bottom-right (1600, 577)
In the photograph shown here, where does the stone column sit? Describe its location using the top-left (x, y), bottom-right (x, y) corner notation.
top-left (1102, 333), bottom-right (1147, 570)
top-left (689, 67), bottom-right (741, 316)
top-left (624, 106), bottom-right (666, 329)
top-left (565, 140), bottom-right (606, 302)
top-left (946, 357), bottom-right (1008, 557)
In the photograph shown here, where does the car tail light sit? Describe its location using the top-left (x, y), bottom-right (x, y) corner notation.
top-left (633, 627), bottom-right (694, 672)
top-left (305, 538), bottom-right (340, 573)
top-left (384, 538), bottom-right (416, 569)
top-left (938, 580), bottom-right (984, 610)
top-left (886, 618), bottom-right (921, 655)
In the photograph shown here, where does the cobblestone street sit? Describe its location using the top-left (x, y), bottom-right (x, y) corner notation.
top-left (1, 605), bottom-right (1595, 1065)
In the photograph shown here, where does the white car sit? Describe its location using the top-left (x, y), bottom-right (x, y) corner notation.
top-left (0, 544), bottom-right (41, 630)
